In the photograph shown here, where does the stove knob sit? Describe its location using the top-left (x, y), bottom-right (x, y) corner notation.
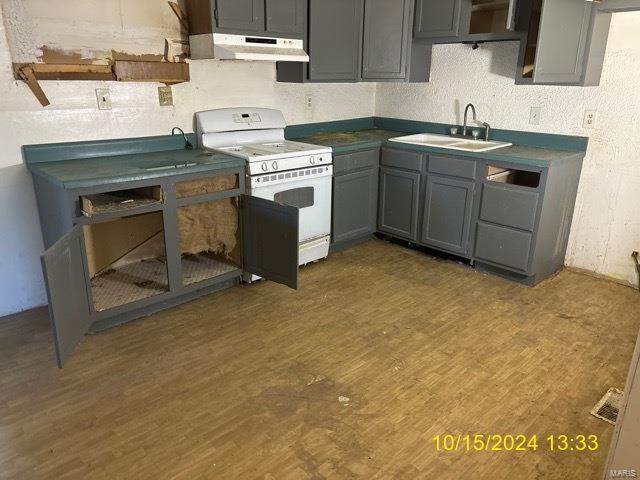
top-left (261, 162), bottom-right (268, 172)
top-left (272, 161), bottom-right (278, 170)
top-left (309, 155), bottom-right (316, 165)
top-left (318, 156), bottom-right (323, 163)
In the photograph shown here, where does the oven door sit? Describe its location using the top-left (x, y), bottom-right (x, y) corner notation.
top-left (248, 166), bottom-right (333, 243)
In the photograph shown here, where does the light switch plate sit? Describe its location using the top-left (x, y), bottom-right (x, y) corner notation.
top-left (529, 106), bottom-right (541, 125)
top-left (583, 109), bottom-right (597, 129)
top-left (95, 88), bottom-right (111, 110)
top-left (158, 86), bottom-right (173, 107)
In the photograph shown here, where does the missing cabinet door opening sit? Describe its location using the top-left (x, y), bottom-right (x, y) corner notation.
top-left (487, 166), bottom-right (541, 188)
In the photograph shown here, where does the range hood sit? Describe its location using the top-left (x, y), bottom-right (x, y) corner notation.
top-left (190, 33), bottom-right (309, 62)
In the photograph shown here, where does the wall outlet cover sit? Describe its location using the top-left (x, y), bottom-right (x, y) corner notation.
top-left (583, 109), bottom-right (597, 129)
top-left (95, 88), bottom-right (112, 110)
top-left (529, 106), bottom-right (541, 125)
top-left (158, 86), bottom-right (174, 107)
top-left (304, 94), bottom-right (313, 111)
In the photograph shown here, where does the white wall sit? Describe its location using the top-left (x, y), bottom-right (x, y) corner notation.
top-left (376, 13), bottom-right (640, 287)
top-left (0, 4), bottom-right (376, 317)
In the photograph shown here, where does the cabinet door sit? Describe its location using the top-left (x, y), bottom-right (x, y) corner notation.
top-left (216, 0), bottom-right (265, 33)
top-left (309, 0), bottom-right (363, 81)
top-left (362, 0), bottom-right (412, 80)
top-left (533, 0), bottom-right (593, 84)
top-left (41, 226), bottom-right (93, 368)
top-left (242, 195), bottom-right (299, 289)
top-left (265, 0), bottom-right (305, 37)
top-left (421, 176), bottom-right (475, 255)
top-left (333, 168), bottom-right (379, 243)
top-left (378, 167), bottom-right (421, 240)
top-left (414, 0), bottom-right (461, 39)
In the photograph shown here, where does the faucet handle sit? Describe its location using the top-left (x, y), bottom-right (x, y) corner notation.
top-left (481, 122), bottom-right (491, 141)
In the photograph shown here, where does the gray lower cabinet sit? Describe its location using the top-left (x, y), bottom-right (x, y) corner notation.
top-left (516, 0), bottom-right (612, 85)
top-left (362, 0), bottom-right (412, 80)
top-left (421, 175), bottom-right (475, 255)
top-left (37, 171), bottom-right (300, 368)
top-left (378, 167), bottom-right (421, 240)
top-left (215, 0), bottom-right (265, 33)
top-left (332, 149), bottom-right (379, 245)
top-left (308, 0), bottom-right (363, 81)
top-left (377, 146), bottom-right (583, 285)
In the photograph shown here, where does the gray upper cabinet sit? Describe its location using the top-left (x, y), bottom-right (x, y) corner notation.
top-left (516, 0), bottom-right (612, 85)
top-left (534, 0), bottom-right (592, 84)
top-left (362, 0), bottom-right (413, 80)
top-left (265, 0), bottom-right (305, 37)
top-left (421, 176), bottom-right (475, 255)
top-left (215, 0), bottom-right (265, 33)
top-left (41, 226), bottom-right (93, 368)
top-left (309, 0), bottom-right (363, 81)
top-left (414, 0), bottom-right (461, 39)
top-left (378, 167), bottom-right (421, 240)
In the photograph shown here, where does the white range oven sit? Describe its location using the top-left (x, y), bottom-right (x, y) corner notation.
top-left (195, 107), bottom-right (334, 270)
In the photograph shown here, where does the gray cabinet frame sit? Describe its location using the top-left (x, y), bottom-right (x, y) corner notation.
top-left (378, 166), bottom-right (421, 241)
top-left (37, 166), bottom-right (300, 367)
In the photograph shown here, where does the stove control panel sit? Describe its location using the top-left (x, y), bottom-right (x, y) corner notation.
top-left (248, 154), bottom-right (332, 175)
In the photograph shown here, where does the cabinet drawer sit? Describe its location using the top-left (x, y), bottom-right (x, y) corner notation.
top-left (381, 148), bottom-right (423, 171)
top-left (333, 149), bottom-right (379, 174)
top-left (480, 184), bottom-right (539, 231)
top-left (474, 222), bottom-right (532, 272)
top-left (428, 155), bottom-right (477, 179)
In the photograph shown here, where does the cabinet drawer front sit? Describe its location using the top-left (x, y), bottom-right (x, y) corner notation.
top-left (474, 222), bottom-right (532, 272)
top-left (480, 184), bottom-right (539, 232)
top-left (334, 149), bottom-right (379, 174)
top-left (381, 148), bottom-right (423, 171)
top-left (428, 155), bottom-right (477, 179)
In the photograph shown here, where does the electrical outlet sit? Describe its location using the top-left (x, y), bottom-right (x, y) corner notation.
top-left (529, 106), bottom-right (541, 125)
top-left (95, 88), bottom-right (112, 110)
top-left (158, 86), bottom-right (173, 106)
top-left (583, 109), bottom-right (597, 129)
top-left (304, 94), bottom-right (313, 111)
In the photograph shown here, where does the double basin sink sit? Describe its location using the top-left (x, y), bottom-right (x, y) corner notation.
top-left (390, 133), bottom-right (512, 153)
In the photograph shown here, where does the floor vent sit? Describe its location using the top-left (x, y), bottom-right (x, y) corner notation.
top-left (591, 387), bottom-right (623, 425)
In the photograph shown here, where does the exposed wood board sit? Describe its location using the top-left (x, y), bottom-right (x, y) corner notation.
top-left (113, 60), bottom-right (190, 84)
top-left (16, 66), bottom-right (50, 106)
top-left (13, 63), bottom-right (116, 81)
top-left (168, 1), bottom-right (190, 32)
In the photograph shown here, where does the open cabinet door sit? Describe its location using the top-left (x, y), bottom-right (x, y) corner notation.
top-left (242, 195), bottom-right (299, 289)
top-left (533, 0), bottom-right (592, 84)
top-left (41, 226), bottom-right (93, 368)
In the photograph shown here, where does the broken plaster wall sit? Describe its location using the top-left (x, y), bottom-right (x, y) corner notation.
top-left (0, 2), bottom-right (376, 317)
top-left (375, 13), bottom-right (640, 287)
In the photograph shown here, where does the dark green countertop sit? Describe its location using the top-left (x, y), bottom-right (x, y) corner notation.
top-left (292, 129), bottom-right (584, 168)
top-left (28, 149), bottom-right (245, 190)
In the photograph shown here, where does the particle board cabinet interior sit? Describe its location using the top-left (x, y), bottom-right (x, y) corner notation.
top-left (331, 149), bottom-right (380, 245)
top-left (34, 166), bottom-right (300, 367)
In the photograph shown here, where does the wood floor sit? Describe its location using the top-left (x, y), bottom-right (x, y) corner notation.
top-left (1, 239), bottom-right (639, 479)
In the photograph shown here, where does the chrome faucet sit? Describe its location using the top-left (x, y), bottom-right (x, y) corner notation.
top-left (462, 103), bottom-right (477, 137)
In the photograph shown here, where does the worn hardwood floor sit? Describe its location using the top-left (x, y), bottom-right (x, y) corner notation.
top-left (1, 239), bottom-right (639, 480)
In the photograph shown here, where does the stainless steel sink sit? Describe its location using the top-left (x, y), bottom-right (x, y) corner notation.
top-left (390, 133), bottom-right (512, 153)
